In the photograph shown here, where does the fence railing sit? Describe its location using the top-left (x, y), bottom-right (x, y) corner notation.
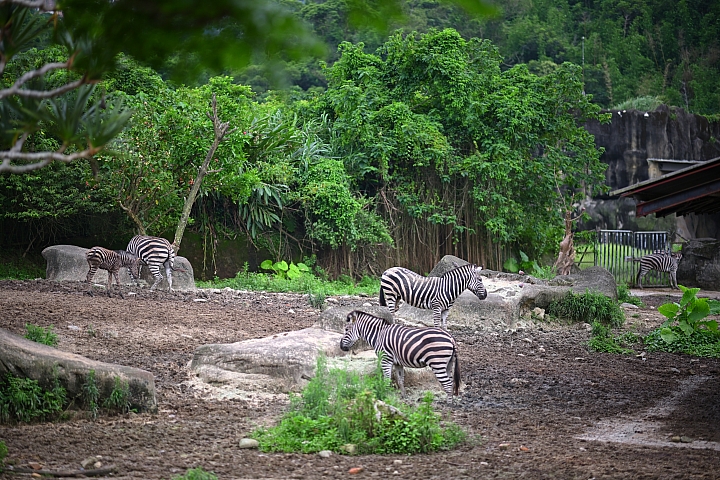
top-left (585, 230), bottom-right (671, 288)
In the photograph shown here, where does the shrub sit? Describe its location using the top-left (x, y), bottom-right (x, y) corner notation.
top-left (547, 290), bottom-right (625, 327)
top-left (253, 355), bottom-right (465, 454)
top-left (588, 321), bottom-right (640, 354)
top-left (644, 286), bottom-right (720, 357)
top-left (103, 376), bottom-right (132, 414)
top-left (24, 324), bottom-right (58, 347)
top-left (617, 283), bottom-right (643, 307)
top-left (0, 374), bottom-right (66, 424)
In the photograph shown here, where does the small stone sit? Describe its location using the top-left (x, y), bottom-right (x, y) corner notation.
top-left (193, 298), bottom-right (207, 302)
top-left (341, 444), bottom-right (357, 454)
top-left (670, 436), bottom-right (682, 442)
top-left (498, 443), bottom-right (510, 450)
top-left (680, 436), bottom-right (694, 443)
top-left (519, 446), bottom-right (529, 451)
top-left (288, 309), bottom-right (295, 314)
top-left (348, 466), bottom-right (364, 474)
top-left (28, 462), bottom-right (43, 470)
top-left (670, 367), bottom-right (680, 373)
top-left (67, 325), bottom-right (80, 330)
top-left (238, 438), bottom-right (259, 449)
top-left (327, 298), bottom-right (339, 304)
top-left (93, 461), bottom-right (102, 469)
top-left (393, 459), bottom-right (403, 465)
top-left (80, 457), bottom-right (97, 468)
top-left (362, 302), bottom-right (372, 307)
top-left (318, 450), bottom-right (332, 458)
top-left (480, 461), bottom-right (489, 466)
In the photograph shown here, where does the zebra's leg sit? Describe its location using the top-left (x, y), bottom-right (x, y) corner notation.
top-left (440, 309), bottom-right (450, 330)
top-left (432, 307), bottom-right (443, 329)
top-left (381, 356), bottom-right (399, 393)
top-left (636, 269), bottom-right (645, 289)
top-left (670, 270), bottom-right (678, 289)
top-left (85, 265), bottom-right (97, 296)
top-left (165, 260), bottom-right (174, 292)
top-left (145, 264), bottom-right (163, 291)
top-left (393, 364), bottom-right (407, 398)
top-left (111, 271), bottom-right (125, 299)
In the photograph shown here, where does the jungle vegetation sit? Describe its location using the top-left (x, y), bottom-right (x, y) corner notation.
top-left (1, 0), bottom-right (716, 279)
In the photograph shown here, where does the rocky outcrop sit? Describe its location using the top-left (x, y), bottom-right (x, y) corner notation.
top-left (676, 238), bottom-right (720, 290)
top-left (0, 328), bottom-right (157, 412)
top-left (42, 244), bottom-right (195, 291)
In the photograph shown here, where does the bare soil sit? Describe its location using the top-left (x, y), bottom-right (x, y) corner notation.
top-left (1, 279), bottom-right (720, 479)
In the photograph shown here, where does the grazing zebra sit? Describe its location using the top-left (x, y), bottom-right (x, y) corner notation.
top-left (126, 235), bottom-right (178, 291)
top-left (86, 247), bottom-right (141, 297)
top-left (634, 251), bottom-right (683, 289)
top-left (379, 263), bottom-right (487, 329)
top-left (340, 310), bottom-right (461, 404)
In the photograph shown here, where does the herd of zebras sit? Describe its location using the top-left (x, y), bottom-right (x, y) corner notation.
top-left (85, 236), bottom-right (683, 403)
top-left (85, 235), bottom-right (180, 295)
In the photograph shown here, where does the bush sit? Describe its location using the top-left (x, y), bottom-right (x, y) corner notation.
top-left (24, 324), bottom-right (58, 347)
top-left (617, 283), bottom-right (643, 307)
top-left (171, 468), bottom-right (218, 480)
top-left (253, 355), bottom-right (465, 454)
top-left (547, 290), bottom-right (625, 327)
top-left (0, 374), bottom-right (66, 424)
top-left (588, 321), bottom-right (640, 354)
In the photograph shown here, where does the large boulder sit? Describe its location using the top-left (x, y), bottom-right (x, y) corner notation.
top-left (0, 328), bottom-right (157, 412)
top-left (383, 256), bottom-right (617, 331)
top-left (677, 238), bottom-right (720, 290)
top-left (42, 244), bottom-right (195, 291)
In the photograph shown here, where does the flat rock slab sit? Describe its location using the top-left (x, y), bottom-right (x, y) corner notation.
top-left (0, 328), bottom-right (157, 412)
top-left (42, 244), bottom-right (195, 291)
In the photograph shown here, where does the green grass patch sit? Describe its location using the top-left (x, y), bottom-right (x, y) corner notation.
top-left (588, 321), bottom-right (640, 354)
top-left (24, 323), bottom-right (58, 347)
top-left (0, 373), bottom-right (66, 424)
top-left (253, 355), bottom-right (465, 455)
top-left (0, 250), bottom-right (45, 280)
top-left (171, 468), bottom-right (218, 480)
top-left (617, 283), bottom-right (643, 307)
top-left (547, 290), bottom-right (625, 328)
top-left (197, 270), bottom-right (380, 297)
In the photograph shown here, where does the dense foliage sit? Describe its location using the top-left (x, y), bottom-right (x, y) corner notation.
top-left (281, 0), bottom-right (720, 116)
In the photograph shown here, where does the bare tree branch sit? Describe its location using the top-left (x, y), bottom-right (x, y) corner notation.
top-left (0, 146), bottom-right (103, 173)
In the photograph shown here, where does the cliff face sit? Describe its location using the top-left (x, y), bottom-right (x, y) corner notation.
top-left (581, 105), bottom-right (720, 235)
top-left (585, 105), bottom-right (720, 193)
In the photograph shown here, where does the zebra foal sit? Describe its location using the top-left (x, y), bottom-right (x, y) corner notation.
top-left (634, 251), bottom-right (683, 289)
top-left (340, 310), bottom-right (461, 404)
top-left (126, 235), bottom-right (180, 291)
top-left (380, 263), bottom-right (487, 330)
top-left (86, 247), bottom-right (141, 297)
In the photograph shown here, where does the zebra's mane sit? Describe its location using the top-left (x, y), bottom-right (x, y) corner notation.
top-left (352, 310), bottom-right (393, 326)
top-left (440, 263), bottom-right (476, 277)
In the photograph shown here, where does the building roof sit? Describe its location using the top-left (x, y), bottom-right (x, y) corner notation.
top-left (610, 156), bottom-right (720, 217)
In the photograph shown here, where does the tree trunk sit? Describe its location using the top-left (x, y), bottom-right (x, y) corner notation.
top-left (173, 94), bottom-right (236, 252)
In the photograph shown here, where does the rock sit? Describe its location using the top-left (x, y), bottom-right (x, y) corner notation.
top-left (0, 328), bottom-right (157, 413)
top-left (238, 438), bottom-right (259, 449)
top-left (342, 444), bottom-right (357, 455)
top-left (42, 245), bottom-right (196, 291)
top-left (190, 328), bottom-right (346, 393)
top-left (318, 450), bottom-right (332, 458)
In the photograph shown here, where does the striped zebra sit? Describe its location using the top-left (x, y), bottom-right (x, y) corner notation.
top-left (126, 235), bottom-right (179, 291)
top-left (86, 246), bottom-right (141, 296)
top-left (380, 263), bottom-right (487, 330)
top-left (340, 310), bottom-right (461, 404)
top-left (634, 251), bottom-right (683, 289)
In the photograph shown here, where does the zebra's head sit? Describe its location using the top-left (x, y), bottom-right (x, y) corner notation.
top-left (340, 311), bottom-right (361, 352)
top-left (127, 256), bottom-right (142, 281)
top-left (469, 265), bottom-right (488, 300)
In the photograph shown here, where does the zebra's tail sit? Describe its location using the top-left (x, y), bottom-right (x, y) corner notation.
top-left (379, 287), bottom-right (386, 307)
top-left (625, 256), bottom-right (641, 262)
top-left (453, 351), bottom-right (461, 396)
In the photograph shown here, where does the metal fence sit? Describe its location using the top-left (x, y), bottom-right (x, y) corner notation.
top-left (595, 230), bottom-right (670, 287)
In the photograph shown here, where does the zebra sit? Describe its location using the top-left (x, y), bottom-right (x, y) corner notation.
top-left (379, 263), bottom-right (487, 330)
top-left (633, 251), bottom-right (683, 289)
top-left (126, 235), bottom-right (179, 291)
top-left (86, 246), bottom-right (141, 297)
top-left (340, 310), bottom-right (461, 404)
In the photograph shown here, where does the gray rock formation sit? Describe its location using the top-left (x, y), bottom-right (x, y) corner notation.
top-left (0, 328), bottom-right (157, 412)
top-left (676, 238), bottom-right (720, 290)
top-left (42, 244), bottom-right (195, 291)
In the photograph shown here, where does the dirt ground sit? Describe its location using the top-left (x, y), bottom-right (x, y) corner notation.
top-left (1, 279), bottom-right (720, 480)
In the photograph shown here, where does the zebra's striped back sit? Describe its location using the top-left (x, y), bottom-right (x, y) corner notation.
top-left (340, 310), bottom-right (460, 402)
top-left (379, 263), bottom-right (487, 329)
top-left (635, 252), bottom-right (682, 289)
top-left (86, 246), bottom-right (141, 287)
top-left (126, 235), bottom-right (176, 291)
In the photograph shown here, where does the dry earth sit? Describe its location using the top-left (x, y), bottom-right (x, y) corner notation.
top-left (1, 279), bottom-right (720, 479)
